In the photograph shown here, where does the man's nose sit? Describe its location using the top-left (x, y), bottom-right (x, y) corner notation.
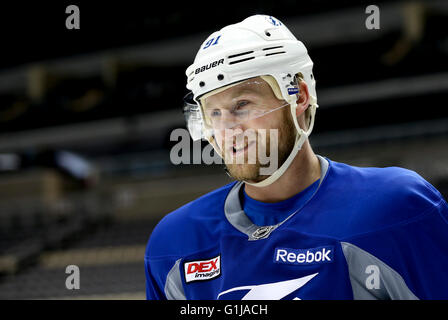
top-left (218, 110), bottom-right (241, 128)
top-left (219, 109), bottom-right (233, 119)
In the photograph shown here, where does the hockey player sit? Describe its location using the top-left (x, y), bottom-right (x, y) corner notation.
top-left (145, 15), bottom-right (448, 300)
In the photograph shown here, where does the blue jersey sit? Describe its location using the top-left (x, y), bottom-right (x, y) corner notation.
top-left (145, 156), bottom-right (448, 300)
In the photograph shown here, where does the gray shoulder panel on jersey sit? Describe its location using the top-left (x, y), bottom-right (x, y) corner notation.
top-left (224, 155), bottom-right (329, 240)
top-left (224, 180), bottom-right (259, 239)
top-left (341, 242), bottom-right (419, 300)
top-left (164, 258), bottom-right (186, 300)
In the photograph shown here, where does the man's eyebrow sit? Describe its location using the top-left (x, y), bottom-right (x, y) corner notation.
top-left (231, 85), bottom-right (258, 96)
top-left (203, 87), bottom-right (258, 109)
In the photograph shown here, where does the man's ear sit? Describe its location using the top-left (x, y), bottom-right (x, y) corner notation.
top-left (295, 80), bottom-right (310, 117)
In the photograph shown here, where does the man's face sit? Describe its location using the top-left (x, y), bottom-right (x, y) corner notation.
top-left (202, 77), bottom-right (297, 183)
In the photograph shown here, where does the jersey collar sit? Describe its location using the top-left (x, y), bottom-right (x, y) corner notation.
top-left (224, 155), bottom-right (329, 240)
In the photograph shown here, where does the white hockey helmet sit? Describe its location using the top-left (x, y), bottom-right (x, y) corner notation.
top-left (184, 14), bottom-right (318, 187)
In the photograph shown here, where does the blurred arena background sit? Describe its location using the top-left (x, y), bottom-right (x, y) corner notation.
top-left (0, 0), bottom-right (447, 299)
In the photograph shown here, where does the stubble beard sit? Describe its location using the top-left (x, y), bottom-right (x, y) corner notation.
top-left (223, 110), bottom-right (297, 183)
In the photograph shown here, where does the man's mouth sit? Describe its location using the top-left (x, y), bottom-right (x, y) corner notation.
top-left (231, 140), bottom-right (255, 155)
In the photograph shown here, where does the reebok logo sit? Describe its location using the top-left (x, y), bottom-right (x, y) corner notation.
top-left (274, 246), bottom-right (334, 266)
top-left (184, 255), bottom-right (221, 283)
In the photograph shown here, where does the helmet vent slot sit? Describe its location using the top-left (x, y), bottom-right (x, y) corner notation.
top-left (228, 56), bottom-right (255, 65)
top-left (262, 46), bottom-right (284, 51)
top-left (228, 51), bottom-right (254, 59)
top-left (265, 51), bottom-right (286, 57)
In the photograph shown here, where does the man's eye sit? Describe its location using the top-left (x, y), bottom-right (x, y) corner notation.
top-left (236, 101), bottom-right (249, 108)
top-left (210, 110), bottom-right (221, 117)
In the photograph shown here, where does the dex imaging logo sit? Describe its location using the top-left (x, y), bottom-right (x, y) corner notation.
top-left (184, 255), bottom-right (221, 283)
top-left (274, 246), bottom-right (334, 266)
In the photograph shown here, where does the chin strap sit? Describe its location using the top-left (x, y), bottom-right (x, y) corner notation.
top-left (244, 96), bottom-right (317, 188)
top-left (244, 130), bottom-right (306, 187)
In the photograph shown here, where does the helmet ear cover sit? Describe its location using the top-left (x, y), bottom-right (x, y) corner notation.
top-left (260, 73), bottom-right (312, 131)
